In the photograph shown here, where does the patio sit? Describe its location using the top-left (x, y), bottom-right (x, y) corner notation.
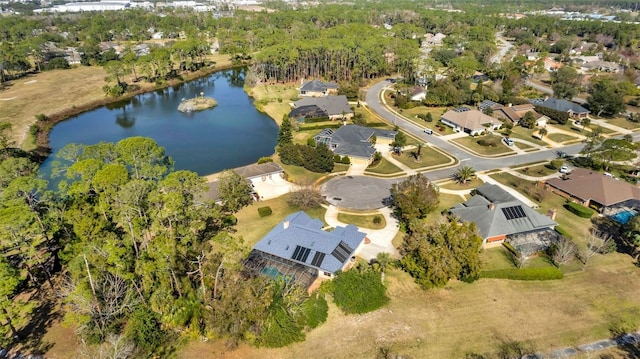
top-left (506, 229), bottom-right (561, 257)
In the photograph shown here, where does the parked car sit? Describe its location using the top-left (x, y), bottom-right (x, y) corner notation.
top-left (559, 165), bottom-right (570, 174)
top-left (503, 137), bottom-right (514, 146)
top-left (424, 128), bottom-right (433, 135)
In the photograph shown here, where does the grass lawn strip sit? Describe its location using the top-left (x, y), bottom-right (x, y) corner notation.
top-left (604, 116), bottom-right (640, 131)
top-left (365, 157), bottom-right (404, 175)
top-left (504, 126), bottom-right (548, 146)
top-left (516, 163), bottom-right (558, 177)
top-left (337, 212), bottom-right (386, 229)
top-left (392, 146), bottom-right (453, 169)
top-left (437, 178), bottom-right (484, 191)
top-left (547, 132), bottom-right (580, 143)
top-left (452, 134), bottom-right (515, 156)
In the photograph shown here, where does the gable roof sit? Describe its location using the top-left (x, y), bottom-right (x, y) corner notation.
top-left (316, 124), bottom-right (396, 159)
top-left (253, 211), bottom-right (366, 274)
top-left (294, 95), bottom-right (353, 117)
top-left (531, 97), bottom-right (589, 115)
top-left (289, 105), bottom-right (327, 119)
top-left (450, 183), bottom-right (557, 239)
top-left (300, 79), bottom-right (338, 92)
top-left (441, 108), bottom-right (500, 131)
top-left (545, 168), bottom-right (640, 206)
top-left (233, 162), bottom-right (283, 179)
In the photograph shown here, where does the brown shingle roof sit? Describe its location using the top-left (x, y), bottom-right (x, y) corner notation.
top-left (441, 109), bottom-right (499, 131)
top-left (546, 168), bottom-right (640, 206)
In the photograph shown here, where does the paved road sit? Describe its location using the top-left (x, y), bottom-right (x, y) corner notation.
top-left (490, 31), bottom-right (514, 64)
top-left (322, 80), bottom-right (640, 210)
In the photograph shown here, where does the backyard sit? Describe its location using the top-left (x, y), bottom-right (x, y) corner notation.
top-left (245, 83), bottom-right (299, 124)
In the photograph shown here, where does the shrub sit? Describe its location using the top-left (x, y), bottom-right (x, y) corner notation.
top-left (564, 202), bottom-right (595, 218)
top-left (35, 114), bottom-right (48, 122)
top-left (126, 307), bottom-right (165, 353)
top-left (546, 159), bottom-right (563, 170)
top-left (340, 156), bottom-right (351, 164)
top-left (257, 157), bottom-right (273, 164)
top-left (480, 267), bottom-right (564, 280)
top-left (301, 293), bottom-right (328, 329)
top-left (257, 206), bottom-right (272, 217)
top-left (302, 116), bottom-right (330, 123)
top-left (332, 270), bottom-right (389, 314)
top-left (555, 226), bottom-right (572, 239)
top-left (307, 137), bottom-right (316, 147)
top-left (334, 154), bottom-right (342, 162)
top-left (373, 215), bottom-right (382, 224)
top-left (29, 125), bottom-right (40, 137)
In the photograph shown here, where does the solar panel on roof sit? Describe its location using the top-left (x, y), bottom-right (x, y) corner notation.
top-left (453, 107), bottom-right (471, 112)
top-left (331, 241), bottom-right (353, 263)
top-left (291, 245), bottom-right (311, 262)
top-left (311, 252), bottom-right (325, 267)
top-left (501, 205), bottom-right (526, 220)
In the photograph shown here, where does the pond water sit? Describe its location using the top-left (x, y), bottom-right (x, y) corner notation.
top-left (40, 68), bottom-right (278, 178)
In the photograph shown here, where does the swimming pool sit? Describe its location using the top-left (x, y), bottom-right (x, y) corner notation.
top-left (611, 210), bottom-right (638, 225)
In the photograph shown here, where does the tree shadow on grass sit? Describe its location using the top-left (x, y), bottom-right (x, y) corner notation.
top-left (12, 287), bottom-right (61, 355)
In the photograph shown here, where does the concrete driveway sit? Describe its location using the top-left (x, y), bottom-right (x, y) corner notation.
top-left (321, 175), bottom-right (399, 210)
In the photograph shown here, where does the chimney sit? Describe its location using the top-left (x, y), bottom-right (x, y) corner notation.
top-left (547, 208), bottom-right (557, 220)
top-left (488, 202), bottom-right (496, 211)
top-left (283, 220), bottom-right (289, 229)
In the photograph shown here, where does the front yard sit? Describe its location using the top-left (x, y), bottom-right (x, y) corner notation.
top-left (452, 133), bottom-right (516, 156)
top-left (391, 146), bottom-right (453, 169)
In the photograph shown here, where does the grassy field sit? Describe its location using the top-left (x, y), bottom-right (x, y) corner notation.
top-left (516, 163), bottom-right (557, 177)
top-left (365, 157), bottom-right (404, 175)
top-left (605, 116), bottom-right (640, 131)
top-left (547, 132), bottom-right (580, 143)
top-left (245, 83), bottom-right (299, 125)
top-left (505, 126), bottom-right (548, 146)
top-left (337, 213), bottom-right (386, 229)
top-left (392, 146), bottom-right (452, 169)
top-left (176, 252), bottom-right (640, 359)
top-left (0, 66), bottom-right (108, 148)
top-left (452, 134), bottom-right (515, 156)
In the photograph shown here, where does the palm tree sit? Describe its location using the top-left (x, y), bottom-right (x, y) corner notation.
top-left (538, 127), bottom-right (548, 139)
top-left (415, 142), bottom-right (424, 160)
top-left (453, 166), bottom-right (476, 184)
top-left (581, 117), bottom-right (591, 131)
top-left (373, 252), bottom-right (393, 283)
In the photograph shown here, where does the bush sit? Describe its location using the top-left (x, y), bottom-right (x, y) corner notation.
top-left (35, 114), bottom-right (48, 122)
top-left (126, 307), bottom-right (165, 353)
top-left (555, 226), bottom-right (572, 239)
top-left (332, 270), bottom-right (389, 314)
top-left (302, 116), bottom-right (330, 123)
top-left (29, 125), bottom-right (40, 137)
top-left (564, 202), bottom-right (595, 218)
top-left (546, 159), bottom-right (563, 170)
top-left (373, 215), bottom-right (382, 224)
top-left (257, 156), bottom-right (273, 164)
top-left (257, 206), bottom-right (272, 217)
top-left (301, 293), bottom-right (328, 329)
top-left (307, 137), bottom-right (316, 146)
top-left (480, 267), bottom-right (564, 280)
top-left (334, 154), bottom-right (342, 163)
top-left (340, 156), bottom-right (350, 164)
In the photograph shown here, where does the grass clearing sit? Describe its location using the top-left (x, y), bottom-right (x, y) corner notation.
top-left (514, 141), bottom-right (534, 150)
top-left (452, 134), bottom-right (515, 156)
top-left (245, 83), bottom-right (299, 124)
top-left (176, 252), bottom-right (640, 359)
top-left (0, 67), bottom-right (108, 148)
top-left (547, 133), bottom-right (579, 143)
top-left (337, 213), bottom-right (386, 229)
top-left (365, 157), bottom-right (404, 175)
top-left (605, 116), bottom-right (640, 131)
top-left (437, 178), bottom-right (484, 191)
top-left (392, 146), bottom-right (452, 169)
top-left (276, 159), bottom-right (333, 185)
top-left (505, 126), bottom-right (548, 146)
top-left (517, 163), bottom-right (557, 177)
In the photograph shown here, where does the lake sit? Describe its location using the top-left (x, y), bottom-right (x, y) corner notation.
top-left (40, 68), bottom-right (279, 177)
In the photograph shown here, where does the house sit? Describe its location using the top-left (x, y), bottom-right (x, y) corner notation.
top-left (530, 97), bottom-right (590, 119)
top-left (544, 57), bottom-right (562, 71)
top-left (544, 168), bottom-right (640, 213)
top-left (244, 211), bottom-right (367, 288)
top-left (449, 184), bottom-right (558, 255)
top-left (314, 125), bottom-right (396, 165)
top-left (410, 87), bottom-right (427, 101)
top-left (480, 100), bottom-right (548, 127)
top-left (298, 79), bottom-right (338, 97)
top-left (440, 107), bottom-right (502, 135)
top-left (579, 60), bottom-right (622, 74)
top-left (291, 95), bottom-right (353, 121)
top-left (206, 162), bottom-right (285, 203)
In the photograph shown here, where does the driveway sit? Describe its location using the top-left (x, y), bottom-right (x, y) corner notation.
top-left (321, 175), bottom-right (399, 210)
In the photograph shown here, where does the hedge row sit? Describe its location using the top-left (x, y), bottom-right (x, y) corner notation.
top-left (564, 201), bottom-right (595, 218)
top-left (555, 226), bottom-right (572, 239)
top-left (301, 116), bottom-right (331, 123)
top-left (534, 105), bottom-right (569, 125)
top-left (480, 267), bottom-right (564, 281)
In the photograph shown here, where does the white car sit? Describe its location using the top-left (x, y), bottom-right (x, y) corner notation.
top-left (503, 137), bottom-right (514, 146)
top-left (424, 128), bottom-right (433, 134)
top-left (559, 165), bottom-right (570, 174)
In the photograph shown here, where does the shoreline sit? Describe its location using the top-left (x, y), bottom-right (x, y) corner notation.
top-left (31, 61), bottom-right (243, 153)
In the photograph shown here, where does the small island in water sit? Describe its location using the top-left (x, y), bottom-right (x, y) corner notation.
top-left (178, 93), bottom-right (218, 113)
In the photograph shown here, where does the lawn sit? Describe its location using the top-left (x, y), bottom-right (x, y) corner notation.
top-left (547, 132), bottom-right (580, 143)
top-left (391, 146), bottom-right (452, 169)
top-left (0, 66), bottom-right (108, 148)
top-left (504, 126), bottom-right (548, 146)
top-left (393, 106), bottom-right (454, 135)
top-left (337, 213), bottom-right (386, 229)
top-left (604, 116), bottom-right (640, 131)
top-left (437, 178), bottom-right (484, 191)
top-left (176, 252), bottom-right (640, 359)
top-left (516, 163), bottom-right (557, 177)
top-left (365, 157), bottom-right (404, 175)
top-left (276, 159), bottom-right (338, 185)
top-left (452, 134), bottom-right (515, 156)
top-left (245, 83), bottom-right (299, 124)
top-left (234, 194), bottom-right (327, 247)
top-left (480, 247), bottom-right (554, 271)
top-left (514, 141), bottom-right (534, 150)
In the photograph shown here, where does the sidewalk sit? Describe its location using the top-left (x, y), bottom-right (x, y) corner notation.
top-left (324, 205), bottom-right (399, 260)
top-left (374, 143), bottom-right (417, 175)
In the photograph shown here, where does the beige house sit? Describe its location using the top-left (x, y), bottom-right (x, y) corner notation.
top-left (440, 108), bottom-right (502, 135)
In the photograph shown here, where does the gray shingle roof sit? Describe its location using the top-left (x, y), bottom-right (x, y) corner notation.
top-left (531, 97), bottom-right (589, 114)
top-left (232, 162), bottom-right (283, 179)
top-left (300, 79), bottom-right (338, 92)
top-left (253, 211), bottom-right (367, 274)
top-left (450, 184), bottom-right (557, 240)
top-left (314, 124), bottom-right (396, 159)
top-left (294, 95), bottom-right (353, 117)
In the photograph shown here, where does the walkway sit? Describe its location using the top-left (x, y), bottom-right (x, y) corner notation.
top-left (324, 205), bottom-right (400, 260)
top-left (375, 143), bottom-right (417, 175)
